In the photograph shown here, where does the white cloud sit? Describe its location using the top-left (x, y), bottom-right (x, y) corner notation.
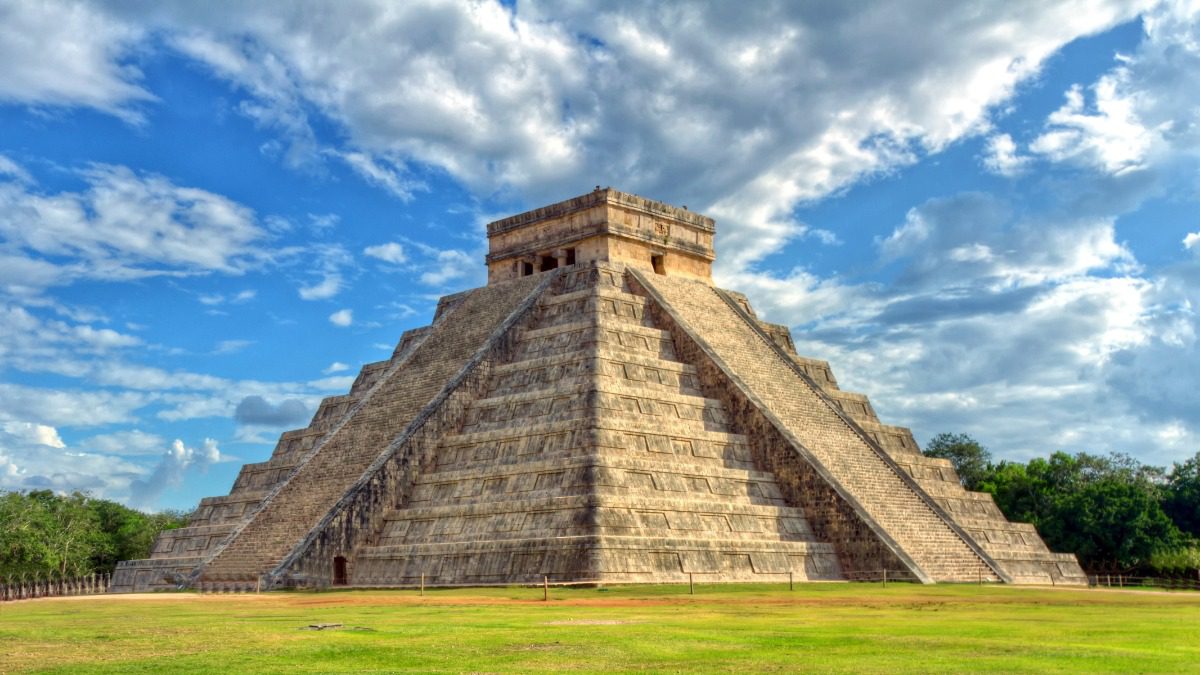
top-left (329, 308), bottom-right (353, 326)
top-left (1029, 2), bottom-right (1200, 179)
top-left (296, 244), bottom-right (352, 300)
top-left (981, 133), bottom-right (1031, 176)
top-left (335, 151), bottom-right (424, 200)
top-left (213, 339), bottom-right (253, 354)
top-left (80, 429), bottom-right (165, 456)
top-left (0, 163), bottom-right (270, 296)
top-left (742, 180), bottom-right (1200, 463)
top-left (298, 274), bottom-right (344, 300)
top-left (307, 375), bottom-right (356, 391)
top-left (0, 427), bottom-right (147, 501)
top-left (1185, 231), bottom-right (1200, 250)
top-left (24, 0), bottom-right (1133, 279)
top-left (1029, 79), bottom-right (1155, 174)
top-left (416, 246), bottom-right (480, 287)
top-left (323, 361), bottom-right (350, 374)
top-left (128, 438), bottom-right (222, 509)
top-left (198, 289), bottom-right (257, 306)
top-left (0, 383), bottom-right (149, 427)
top-left (0, 154), bottom-right (32, 183)
top-left (363, 242), bottom-right (408, 265)
top-left (2, 421), bottom-right (66, 449)
top-left (0, 0), bottom-right (152, 121)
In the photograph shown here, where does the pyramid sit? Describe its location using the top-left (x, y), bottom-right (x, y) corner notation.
top-left (113, 189), bottom-right (1085, 592)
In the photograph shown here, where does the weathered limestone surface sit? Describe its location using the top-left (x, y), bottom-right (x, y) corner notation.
top-left (632, 270), bottom-right (1005, 583)
top-left (346, 264), bottom-right (840, 585)
top-left (114, 188), bottom-right (1083, 592)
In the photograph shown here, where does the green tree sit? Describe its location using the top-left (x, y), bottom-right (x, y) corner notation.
top-left (1164, 452), bottom-right (1200, 538)
top-left (0, 490), bottom-right (191, 578)
top-left (923, 433), bottom-right (992, 490)
top-left (0, 491), bottom-right (106, 577)
top-left (978, 452), bottom-right (1184, 570)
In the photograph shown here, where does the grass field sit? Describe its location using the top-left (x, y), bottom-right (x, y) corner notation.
top-left (2, 583), bottom-right (1198, 673)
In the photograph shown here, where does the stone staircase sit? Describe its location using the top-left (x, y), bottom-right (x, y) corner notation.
top-left (634, 270), bottom-right (1005, 583)
top-left (745, 296), bottom-right (1086, 584)
top-left (186, 275), bottom-right (547, 589)
top-left (351, 263), bottom-right (840, 585)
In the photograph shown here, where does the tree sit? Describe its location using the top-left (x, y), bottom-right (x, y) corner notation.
top-left (0, 491), bottom-right (105, 577)
top-left (0, 490), bottom-right (192, 578)
top-left (1164, 452), bottom-right (1200, 538)
top-left (978, 451), bottom-right (1185, 570)
top-left (923, 433), bottom-right (992, 490)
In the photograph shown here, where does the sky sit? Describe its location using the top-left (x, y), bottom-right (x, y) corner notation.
top-left (0, 0), bottom-right (1198, 513)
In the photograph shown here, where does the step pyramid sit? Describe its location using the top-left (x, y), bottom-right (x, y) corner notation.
top-left (113, 188), bottom-right (1085, 592)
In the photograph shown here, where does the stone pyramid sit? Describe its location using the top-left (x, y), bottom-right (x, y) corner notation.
top-left (113, 189), bottom-right (1085, 592)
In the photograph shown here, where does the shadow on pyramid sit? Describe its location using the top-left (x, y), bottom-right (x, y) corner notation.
top-left (113, 189), bottom-right (1085, 592)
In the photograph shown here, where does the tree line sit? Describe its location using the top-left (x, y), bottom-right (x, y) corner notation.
top-left (924, 433), bottom-right (1200, 574)
top-left (0, 490), bottom-right (189, 579)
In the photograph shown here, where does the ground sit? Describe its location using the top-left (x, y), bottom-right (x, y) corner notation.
top-left (1, 584), bottom-right (1198, 672)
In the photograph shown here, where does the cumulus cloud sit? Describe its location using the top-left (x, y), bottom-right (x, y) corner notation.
top-left (1029, 79), bottom-right (1155, 175)
top-left (1185, 231), bottom-right (1200, 250)
top-left (0, 0), bottom-right (152, 121)
top-left (128, 438), bottom-right (222, 509)
top-left (0, 420), bottom-right (147, 499)
top-left (323, 361), bottom-right (350, 374)
top-left (363, 242), bottom-right (408, 265)
top-left (2, 421), bottom-right (66, 449)
top-left (409, 242), bottom-right (481, 288)
top-left (1030, 3), bottom-right (1200, 180)
top-left (233, 395), bottom-right (311, 427)
top-left (328, 308), bottom-right (353, 326)
top-left (7, 0), bottom-right (1137, 276)
top-left (878, 193), bottom-right (1134, 289)
top-left (981, 133), bottom-right (1031, 176)
top-left (0, 161), bottom-right (270, 296)
top-left (3, 0), bottom-right (1196, 478)
top-left (755, 182), bottom-right (1197, 463)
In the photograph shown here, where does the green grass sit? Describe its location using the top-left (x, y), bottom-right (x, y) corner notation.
top-left (2, 584), bottom-right (1198, 672)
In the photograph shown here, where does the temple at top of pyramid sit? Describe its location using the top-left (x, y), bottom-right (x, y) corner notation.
top-left (486, 187), bottom-right (716, 283)
top-left (113, 188), bottom-right (1085, 592)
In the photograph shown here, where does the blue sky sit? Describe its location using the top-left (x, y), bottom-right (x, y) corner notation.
top-left (1, 1), bottom-right (1197, 512)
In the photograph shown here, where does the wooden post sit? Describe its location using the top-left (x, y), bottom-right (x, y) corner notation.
top-left (882, 569), bottom-right (887, 588)
top-left (256, 577), bottom-right (261, 594)
top-left (689, 573), bottom-right (694, 595)
top-left (789, 571), bottom-right (794, 591)
top-left (420, 573), bottom-right (425, 596)
top-left (543, 576), bottom-right (549, 602)
top-left (1118, 575), bottom-right (1123, 588)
